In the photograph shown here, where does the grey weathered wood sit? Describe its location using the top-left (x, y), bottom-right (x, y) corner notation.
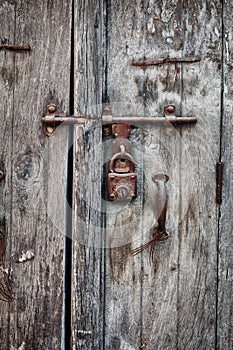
top-left (103, 1), bottom-right (145, 349)
top-left (0, 1), bottom-right (71, 349)
top-left (138, 2), bottom-right (183, 348)
top-left (218, 1), bottom-right (233, 349)
top-left (71, 1), bottom-right (227, 350)
top-left (71, 1), bottom-right (105, 349)
top-left (178, 1), bottom-right (222, 349)
top-left (102, 1), bottom-right (180, 349)
top-left (1, 0), bottom-right (231, 349)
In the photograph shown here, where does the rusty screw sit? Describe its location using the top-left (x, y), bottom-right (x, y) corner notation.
top-left (164, 105), bottom-right (175, 136)
top-left (164, 105), bottom-right (175, 115)
top-left (47, 104), bottom-right (56, 115)
top-left (102, 126), bottom-right (112, 136)
top-left (110, 193), bottom-right (116, 200)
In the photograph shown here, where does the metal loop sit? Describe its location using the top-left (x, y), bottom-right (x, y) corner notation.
top-left (109, 152), bottom-right (135, 173)
top-left (120, 145), bottom-right (126, 154)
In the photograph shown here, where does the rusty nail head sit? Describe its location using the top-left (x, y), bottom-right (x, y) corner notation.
top-left (103, 126), bottom-right (112, 136)
top-left (164, 105), bottom-right (176, 136)
top-left (45, 126), bottom-right (55, 137)
top-left (112, 124), bottom-right (131, 138)
top-left (164, 105), bottom-right (175, 116)
top-left (47, 104), bottom-right (56, 115)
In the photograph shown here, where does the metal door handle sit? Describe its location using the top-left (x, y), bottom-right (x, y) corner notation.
top-left (130, 173), bottom-right (169, 261)
top-left (152, 173), bottom-right (169, 233)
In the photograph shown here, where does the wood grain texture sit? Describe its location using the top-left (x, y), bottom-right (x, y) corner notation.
top-left (71, 1), bottom-right (227, 350)
top-left (178, 1), bottom-right (222, 349)
top-left (104, 1), bottom-right (145, 349)
top-left (218, 1), bottom-right (233, 348)
top-left (0, 1), bottom-right (71, 349)
top-left (0, 0), bottom-right (15, 307)
top-left (103, 1), bottom-right (180, 349)
top-left (71, 1), bottom-right (105, 349)
top-left (1, 0), bottom-right (229, 349)
top-left (139, 2), bottom-right (183, 348)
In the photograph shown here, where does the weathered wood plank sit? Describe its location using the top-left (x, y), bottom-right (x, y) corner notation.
top-left (0, 2), bottom-right (15, 325)
top-left (178, 1), bottom-right (222, 349)
top-left (218, 1), bottom-right (233, 348)
top-left (72, 1), bottom-right (224, 350)
top-left (72, 1), bottom-right (105, 349)
top-left (137, 2), bottom-right (184, 348)
top-left (103, 0), bottom-right (145, 346)
top-left (104, 1), bottom-right (180, 349)
top-left (0, 1), bottom-right (71, 349)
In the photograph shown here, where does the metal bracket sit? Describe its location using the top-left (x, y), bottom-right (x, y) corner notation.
top-left (42, 104), bottom-right (197, 136)
top-left (42, 104), bottom-right (87, 136)
top-left (107, 124), bottom-right (137, 201)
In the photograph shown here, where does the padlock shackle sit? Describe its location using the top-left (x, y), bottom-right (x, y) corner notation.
top-left (109, 151), bottom-right (135, 173)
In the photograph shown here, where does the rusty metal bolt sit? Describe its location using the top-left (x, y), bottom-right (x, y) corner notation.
top-left (164, 105), bottom-right (175, 115)
top-left (45, 126), bottom-right (55, 137)
top-left (47, 104), bottom-right (56, 114)
top-left (110, 193), bottom-right (116, 200)
top-left (102, 126), bottom-right (112, 136)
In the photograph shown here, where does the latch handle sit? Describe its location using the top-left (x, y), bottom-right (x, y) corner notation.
top-left (152, 173), bottom-right (169, 233)
top-left (130, 173), bottom-right (169, 262)
top-left (42, 104), bottom-right (197, 135)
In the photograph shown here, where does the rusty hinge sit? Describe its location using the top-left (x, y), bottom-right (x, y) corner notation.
top-left (216, 162), bottom-right (223, 204)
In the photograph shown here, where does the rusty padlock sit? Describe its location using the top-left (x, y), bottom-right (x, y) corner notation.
top-left (108, 150), bottom-right (137, 201)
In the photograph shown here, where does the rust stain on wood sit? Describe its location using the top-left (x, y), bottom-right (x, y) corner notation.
top-left (109, 244), bottom-right (131, 283)
top-left (0, 45), bottom-right (31, 51)
top-left (132, 56), bottom-right (201, 67)
top-left (216, 162), bottom-right (223, 204)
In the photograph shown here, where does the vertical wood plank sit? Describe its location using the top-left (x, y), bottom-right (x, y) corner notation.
top-left (71, 1), bottom-right (228, 350)
top-left (0, 1), bottom-right (71, 348)
top-left (218, 1), bottom-right (233, 348)
top-left (72, 1), bottom-right (105, 349)
top-left (0, 4), bottom-right (15, 334)
top-left (103, 1), bottom-right (145, 348)
top-left (178, 1), bottom-right (222, 349)
top-left (139, 2), bottom-right (183, 348)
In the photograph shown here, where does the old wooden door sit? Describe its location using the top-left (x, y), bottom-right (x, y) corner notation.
top-left (0, 1), bottom-right (232, 350)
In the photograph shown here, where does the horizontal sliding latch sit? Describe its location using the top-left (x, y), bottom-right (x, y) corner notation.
top-left (42, 104), bottom-right (197, 136)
